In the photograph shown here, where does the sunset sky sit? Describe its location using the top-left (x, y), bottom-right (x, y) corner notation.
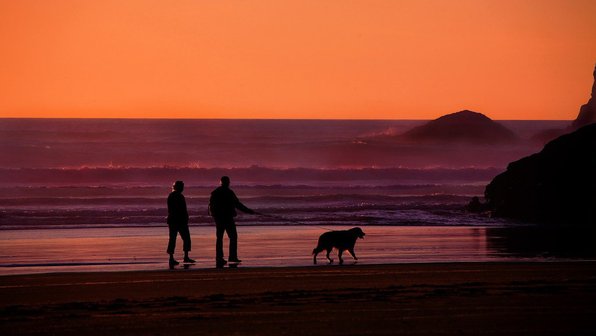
top-left (1, 0), bottom-right (595, 120)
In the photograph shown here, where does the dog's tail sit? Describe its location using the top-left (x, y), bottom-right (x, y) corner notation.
top-left (312, 248), bottom-right (317, 255)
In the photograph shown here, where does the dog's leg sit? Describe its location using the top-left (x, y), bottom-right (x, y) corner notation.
top-left (348, 248), bottom-right (358, 260)
top-left (313, 248), bottom-right (322, 264)
top-left (326, 249), bottom-right (333, 263)
top-left (338, 249), bottom-right (344, 265)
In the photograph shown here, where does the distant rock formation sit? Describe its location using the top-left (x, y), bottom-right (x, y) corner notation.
top-left (400, 110), bottom-right (518, 144)
top-left (571, 65), bottom-right (596, 129)
top-left (484, 123), bottom-right (596, 226)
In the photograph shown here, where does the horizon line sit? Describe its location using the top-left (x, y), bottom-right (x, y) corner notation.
top-left (0, 116), bottom-right (574, 122)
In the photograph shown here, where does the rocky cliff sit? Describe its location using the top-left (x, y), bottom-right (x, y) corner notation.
top-left (529, 65), bottom-right (595, 143)
top-left (571, 65), bottom-right (596, 129)
top-left (484, 123), bottom-right (596, 226)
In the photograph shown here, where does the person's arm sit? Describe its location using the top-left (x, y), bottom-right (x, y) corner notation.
top-left (233, 192), bottom-right (255, 214)
top-left (208, 193), bottom-right (214, 216)
top-left (181, 195), bottom-right (189, 221)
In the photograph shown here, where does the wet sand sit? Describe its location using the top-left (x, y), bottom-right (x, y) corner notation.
top-left (2, 262), bottom-right (596, 335)
top-left (0, 226), bottom-right (502, 275)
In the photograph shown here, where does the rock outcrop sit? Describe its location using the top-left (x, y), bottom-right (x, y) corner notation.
top-left (527, 65), bottom-right (596, 143)
top-left (571, 65), bottom-right (596, 129)
top-left (401, 110), bottom-right (518, 144)
top-left (484, 123), bottom-right (596, 226)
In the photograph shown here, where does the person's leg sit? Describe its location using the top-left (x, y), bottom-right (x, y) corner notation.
top-left (167, 225), bottom-right (179, 265)
top-left (215, 220), bottom-right (226, 264)
top-left (227, 222), bottom-right (240, 262)
top-left (179, 225), bottom-right (194, 263)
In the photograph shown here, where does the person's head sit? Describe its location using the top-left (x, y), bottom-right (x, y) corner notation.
top-left (220, 176), bottom-right (230, 188)
top-left (173, 180), bottom-right (184, 192)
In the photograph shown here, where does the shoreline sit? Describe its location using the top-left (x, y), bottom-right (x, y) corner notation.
top-left (2, 261), bottom-right (595, 335)
top-left (0, 225), bottom-right (506, 276)
top-left (2, 225), bottom-right (594, 276)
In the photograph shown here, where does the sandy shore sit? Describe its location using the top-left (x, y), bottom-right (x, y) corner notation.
top-left (1, 262), bottom-right (596, 335)
top-left (0, 226), bottom-right (510, 275)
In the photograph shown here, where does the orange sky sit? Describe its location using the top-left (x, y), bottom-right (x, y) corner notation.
top-left (0, 0), bottom-right (595, 120)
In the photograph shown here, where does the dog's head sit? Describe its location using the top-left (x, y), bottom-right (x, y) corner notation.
top-left (349, 227), bottom-right (365, 239)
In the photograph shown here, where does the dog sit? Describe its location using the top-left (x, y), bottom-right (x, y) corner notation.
top-left (312, 227), bottom-right (365, 265)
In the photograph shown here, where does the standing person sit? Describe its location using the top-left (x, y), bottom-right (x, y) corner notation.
top-left (167, 181), bottom-right (195, 266)
top-left (209, 176), bottom-right (255, 267)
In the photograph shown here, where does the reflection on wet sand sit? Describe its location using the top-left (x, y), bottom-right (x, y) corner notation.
top-left (486, 226), bottom-right (596, 259)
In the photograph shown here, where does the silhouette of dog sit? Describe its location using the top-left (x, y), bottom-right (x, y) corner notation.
top-left (312, 227), bottom-right (365, 265)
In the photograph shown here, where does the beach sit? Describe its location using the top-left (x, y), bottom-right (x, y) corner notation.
top-left (2, 118), bottom-right (595, 334)
top-left (1, 262), bottom-right (595, 335)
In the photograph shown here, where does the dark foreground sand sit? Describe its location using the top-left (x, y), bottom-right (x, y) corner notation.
top-left (1, 262), bottom-right (595, 335)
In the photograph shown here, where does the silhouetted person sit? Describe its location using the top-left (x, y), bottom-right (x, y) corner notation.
top-left (209, 176), bottom-right (255, 266)
top-left (167, 181), bottom-right (194, 266)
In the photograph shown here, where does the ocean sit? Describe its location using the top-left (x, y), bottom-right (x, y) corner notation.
top-left (2, 118), bottom-right (585, 274)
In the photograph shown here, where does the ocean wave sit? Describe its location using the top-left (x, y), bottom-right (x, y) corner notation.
top-left (0, 166), bottom-right (500, 186)
top-left (0, 181), bottom-right (493, 229)
top-left (0, 198), bottom-right (506, 229)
